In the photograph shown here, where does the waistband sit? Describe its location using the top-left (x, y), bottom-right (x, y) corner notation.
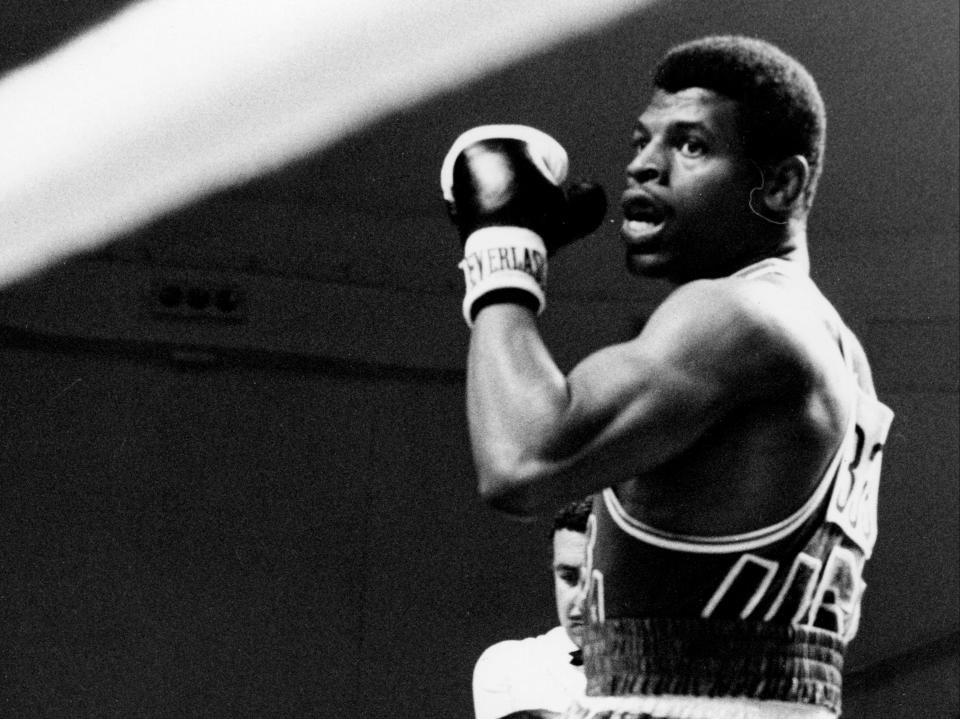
top-left (582, 618), bottom-right (845, 714)
top-left (564, 694), bottom-right (838, 719)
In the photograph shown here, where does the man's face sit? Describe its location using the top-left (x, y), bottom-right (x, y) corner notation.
top-left (621, 87), bottom-right (760, 283)
top-left (552, 528), bottom-right (588, 647)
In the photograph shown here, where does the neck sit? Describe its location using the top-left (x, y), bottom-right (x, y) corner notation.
top-left (674, 218), bottom-right (810, 283)
top-left (738, 233), bottom-right (810, 276)
top-left (761, 217), bottom-right (809, 273)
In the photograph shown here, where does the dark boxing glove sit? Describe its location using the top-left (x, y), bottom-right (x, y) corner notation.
top-left (440, 125), bottom-right (606, 325)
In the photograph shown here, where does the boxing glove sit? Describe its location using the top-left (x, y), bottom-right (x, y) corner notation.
top-left (440, 125), bottom-right (606, 325)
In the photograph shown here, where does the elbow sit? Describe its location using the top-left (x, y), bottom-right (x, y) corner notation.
top-left (476, 461), bottom-right (544, 518)
top-left (479, 480), bottom-right (535, 517)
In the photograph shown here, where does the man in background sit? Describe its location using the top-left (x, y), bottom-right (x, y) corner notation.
top-left (472, 499), bottom-right (592, 719)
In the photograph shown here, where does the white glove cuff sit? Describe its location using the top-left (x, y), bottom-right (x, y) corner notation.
top-left (458, 226), bottom-right (548, 326)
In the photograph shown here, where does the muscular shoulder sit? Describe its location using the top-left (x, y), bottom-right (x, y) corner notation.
top-left (640, 276), bottom-right (824, 397)
top-left (658, 274), bottom-right (807, 335)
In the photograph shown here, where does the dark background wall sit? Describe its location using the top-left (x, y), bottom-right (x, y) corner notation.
top-left (0, 0), bottom-right (957, 717)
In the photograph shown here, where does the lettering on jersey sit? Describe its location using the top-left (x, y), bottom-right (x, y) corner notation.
top-left (764, 553), bottom-right (822, 625)
top-left (583, 513), bottom-right (606, 624)
top-left (701, 554), bottom-right (778, 619)
top-left (459, 246), bottom-right (546, 288)
top-left (702, 547), bottom-right (865, 641)
top-left (803, 545), bottom-right (864, 641)
top-left (828, 389), bottom-right (890, 558)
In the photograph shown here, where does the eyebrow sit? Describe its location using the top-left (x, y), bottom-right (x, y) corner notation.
top-left (634, 118), bottom-right (714, 136)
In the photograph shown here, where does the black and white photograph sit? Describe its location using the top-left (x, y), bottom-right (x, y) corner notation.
top-left (0, 1), bottom-right (956, 717)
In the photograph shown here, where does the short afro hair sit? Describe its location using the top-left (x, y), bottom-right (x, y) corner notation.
top-left (653, 35), bottom-right (826, 208)
top-left (551, 496), bottom-right (593, 537)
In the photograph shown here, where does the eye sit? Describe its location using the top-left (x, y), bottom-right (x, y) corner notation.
top-left (630, 131), bottom-right (649, 150)
top-left (557, 568), bottom-right (580, 586)
top-left (679, 137), bottom-right (707, 157)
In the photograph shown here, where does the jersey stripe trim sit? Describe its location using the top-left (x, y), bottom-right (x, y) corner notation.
top-left (601, 460), bottom-right (836, 554)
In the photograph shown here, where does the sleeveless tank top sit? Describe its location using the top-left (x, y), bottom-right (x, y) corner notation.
top-left (580, 259), bottom-right (895, 714)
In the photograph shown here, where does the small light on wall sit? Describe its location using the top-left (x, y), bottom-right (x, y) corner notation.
top-left (158, 284), bottom-right (183, 308)
top-left (147, 279), bottom-right (247, 323)
top-left (186, 287), bottom-right (211, 310)
top-left (214, 288), bottom-right (240, 313)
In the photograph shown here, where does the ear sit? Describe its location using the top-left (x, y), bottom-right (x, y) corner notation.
top-left (759, 155), bottom-right (809, 214)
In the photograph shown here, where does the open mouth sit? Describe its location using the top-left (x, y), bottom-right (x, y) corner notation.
top-left (622, 193), bottom-right (667, 239)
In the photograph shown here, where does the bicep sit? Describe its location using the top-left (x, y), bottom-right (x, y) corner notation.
top-left (552, 322), bottom-right (732, 475)
top-left (467, 282), bottom-right (798, 513)
top-left (550, 284), bottom-right (795, 482)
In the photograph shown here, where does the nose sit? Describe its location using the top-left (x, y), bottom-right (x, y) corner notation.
top-left (569, 599), bottom-right (583, 620)
top-left (626, 142), bottom-right (666, 185)
top-left (570, 581), bottom-right (587, 619)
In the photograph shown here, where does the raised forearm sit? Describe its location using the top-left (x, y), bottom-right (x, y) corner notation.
top-left (441, 125), bottom-right (606, 513)
top-left (467, 305), bottom-right (571, 513)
